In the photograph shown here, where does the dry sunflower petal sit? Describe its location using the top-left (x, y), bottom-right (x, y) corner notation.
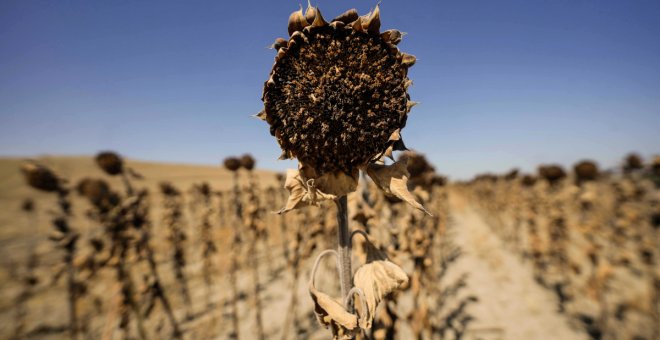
top-left (287, 6), bottom-right (308, 36)
top-left (361, 5), bottom-right (381, 34)
top-left (381, 29), bottom-right (403, 45)
top-left (366, 154), bottom-right (431, 215)
top-left (333, 8), bottom-right (359, 24)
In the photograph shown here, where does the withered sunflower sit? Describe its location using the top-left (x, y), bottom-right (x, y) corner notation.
top-left (20, 161), bottom-right (63, 193)
top-left (259, 4), bottom-right (426, 213)
top-left (95, 151), bottom-right (124, 176)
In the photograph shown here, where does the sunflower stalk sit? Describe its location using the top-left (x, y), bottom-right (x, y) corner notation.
top-left (241, 156), bottom-right (266, 340)
top-left (335, 196), bottom-right (353, 302)
top-left (260, 5), bottom-right (422, 339)
top-left (223, 159), bottom-right (242, 340)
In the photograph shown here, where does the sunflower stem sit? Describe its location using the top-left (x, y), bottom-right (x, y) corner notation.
top-left (335, 196), bottom-right (353, 307)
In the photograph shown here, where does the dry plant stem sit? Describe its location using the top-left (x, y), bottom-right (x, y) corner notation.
top-left (335, 196), bottom-right (353, 303)
top-left (228, 254), bottom-right (240, 340)
top-left (120, 178), bottom-right (178, 338)
top-left (281, 219), bottom-right (305, 340)
top-left (121, 172), bottom-right (133, 196)
top-left (142, 234), bottom-right (182, 338)
top-left (245, 173), bottom-right (265, 339)
top-left (280, 264), bottom-right (299, 340)
top-left (249, 236), bottom-right (265, 339)
top-left (228, 172), bottom-right (241, 339)
top-left (117, 247), bottom-right (147, 340)
top-left (55, 190), bottom-right (79, 340)
top-left (66, 248), bottom-right (78, 340)
top-left (279, 197), bottom-right (290, 263)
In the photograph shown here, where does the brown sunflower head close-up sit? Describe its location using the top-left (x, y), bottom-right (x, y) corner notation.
top-left (260, 5), bottom-right (415, 177)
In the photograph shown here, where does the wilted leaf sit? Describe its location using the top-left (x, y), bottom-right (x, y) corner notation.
top-left (366, 154), bottom-right (431, 215)
top-left (309, 284), bottom-right (358, 339)
top-left (352, 240), bottom-right (408, 329)
top-left (278, 168), bottom-right (334, 214)
top-left (309, 249), bottom-right (359, 339)
top-left (299, 164), bottom-right (359, 198)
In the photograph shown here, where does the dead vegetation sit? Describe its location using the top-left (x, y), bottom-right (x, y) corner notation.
top-left (460, 155), bottom-right (660, 340)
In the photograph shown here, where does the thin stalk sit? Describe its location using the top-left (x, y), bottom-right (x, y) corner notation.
top-left (281, 217), bottom-right (304, 340)
top-left (56, 190), bottom-right (78, 340)
top-left (121, 172), bottom-right (133, 196)
top-left (142, 231), bottom-right (182, 338)
top-left (335, 196), bottom-right (352, 302)
top-left (228, 171), bottom-right (242, 339)
top-left (246, 172), bottom-right (265, 339)
top-left (117, 246), bottom-right (147, 340)
top-left (250, 238), bottom-right (264, 339)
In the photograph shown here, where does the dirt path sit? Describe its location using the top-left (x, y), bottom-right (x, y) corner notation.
top-left (448, 191), bottom-right (586, 340)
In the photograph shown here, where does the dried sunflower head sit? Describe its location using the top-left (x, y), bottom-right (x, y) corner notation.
top-left (76, 178), bottom-right (109, 201)
top-left (538, 164), bottom-right (566, 185)
top-left (159, 181), bottom-right (181, 196)
top-left (521, 174), bottom-right (537, 187)
top-left (20, 161), bottom-right (62, 192)
top-left (223, 157), bottom-right (241, 172)
top-left (260, 5), bottom-right (426, 212)
top-left (95, 151), bottom-right (124, 176)
top-left (573, 160), bottom-right (599, 184)
top-left (239, 154), bottom-right (256, 171)
top-left (624, 153), bottom-right (643, 172)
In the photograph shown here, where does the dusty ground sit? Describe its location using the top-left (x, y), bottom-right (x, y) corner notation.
top-left (448, 191), bottom-right (585, 340)
top-left (0, 156), bottom-right (587, 339)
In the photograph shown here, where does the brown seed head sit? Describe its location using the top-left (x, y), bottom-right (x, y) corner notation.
top-left (573, 160), bottom-right (599, 184)
top-left (407, 153), bottom-right (435, 179)
top-left (406, 153), bottom-right (437, 189)
top-left (521, 174), bottom-right (537, 187)
top-left (624, 153), bottom-right (643, 172)
top-left (76, 178), bottom-right (112, 205)
top-left (223, 157), bottom-right (241, 172)
top-left (20, 161), bottom-right (62, 192)
top-left (240, 154), bottom-right (256, 171)
top-left (538, 164), bottom-right (566, 185)
top-left (95, 151), bottom-right (124, 176)
top-left (261, 5), bottom-right (415, 175)
top-left (159, 181), bottom-right (180, 196)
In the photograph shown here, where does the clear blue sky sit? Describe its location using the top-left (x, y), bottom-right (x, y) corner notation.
top-left (1, 0), bottom-right (659, 179)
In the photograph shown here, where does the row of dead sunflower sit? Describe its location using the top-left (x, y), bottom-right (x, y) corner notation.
top-left (459, 156), bottom-right (659, 340)
top-left (18, 153), bottom-right (188, 339)
top-left (15, 149), bottom-right (476, 339)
